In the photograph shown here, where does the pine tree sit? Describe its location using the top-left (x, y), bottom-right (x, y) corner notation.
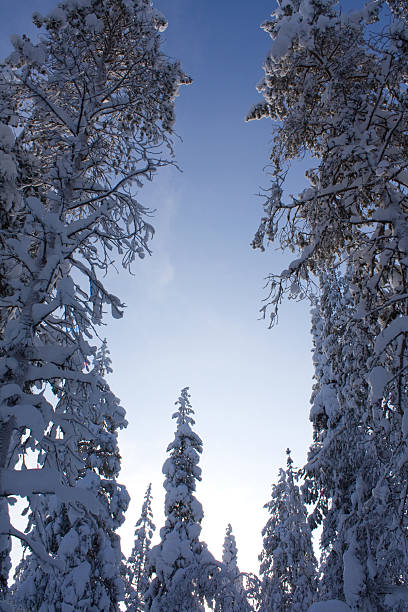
top-left (259, 450), bottom-right (317, 612)
top-left (124, 483), bottom-right (156, 611)
top-left (0, 0), bottom-right (188, 587)
top-left (146, 387), bottom-right (220, 612)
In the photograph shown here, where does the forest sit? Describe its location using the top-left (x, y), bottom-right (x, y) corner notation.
top-left (0, 0), bottom-right (408, 610)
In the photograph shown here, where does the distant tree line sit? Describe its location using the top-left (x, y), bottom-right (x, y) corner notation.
top-left (8, 384), bottom-right (319, 611)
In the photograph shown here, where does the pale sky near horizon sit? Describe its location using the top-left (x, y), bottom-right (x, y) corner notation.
top-left (0, 0), bottom-right (341, 576)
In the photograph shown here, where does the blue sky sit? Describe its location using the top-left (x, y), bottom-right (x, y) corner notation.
top-left (1, 0), bottom-right (320, 574)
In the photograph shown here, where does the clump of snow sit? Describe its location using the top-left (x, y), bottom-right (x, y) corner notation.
top-left (71, 560), bottom-right (91, 598)
top-left (366, 366), bottom-right (392, 404)
top-left (22, 41), bottom-right (45, 64)
top-left (375, 316), bottom-right (408, 355)
top-left (85, 14), bottom-right (104, 33)
top-left (46, 7), bottom-right (67, 24)
top-left (153, 10), bottom-right (168, 32)
top-left (0, 152), bottom-right (17, 180)
top-left (269, 16), bottom-right (302, 60)
top-left (0, 123), bottom-right (14, 148)
top-left (343, 548), bottom-right (364, 607)
top-left (9, 34), bottom-right (45, 63)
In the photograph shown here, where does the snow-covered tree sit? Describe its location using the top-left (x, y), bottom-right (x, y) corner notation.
top-left (124, 483), bottom-right (155, 611)
top-left (11, 340), bottom-right (129, 611)
top-left (249, 0), bottom-right (408, 607)
top-left (303, 273), bottom-right (372, 603)
top-left (222, 524), bottom-right (239, 581)
top-left (216, 524), bottom-right (247, 612)
top-left (0, 122), bottom-right (19, 600)
top-left (304, 275), bottom-right (352, 601)
top-left (146, 387), bottom-right (224, 612)
top-left (0, 87), bottom-right (44, 595)
top-left (0, 0), bottom-right (188, 587)
top-left (304, 270), bottom-right (408, 610)
top-left (259, 449), bottom-right (317, 611)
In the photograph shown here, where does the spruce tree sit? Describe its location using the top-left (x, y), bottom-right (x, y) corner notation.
top-left (216, 524), bottom-right (247, 612)
top-left (146, 387), bottom-right (219, 612)
top-left (303, 273), bottom-right (369, 604)
top-left (304, 271), bottom-right (408, 609)
top-left (12, 341), bottom-right (128, 611)
top-left (124, 483), bottom-right (155, 612)
top-left (259, 450), bottom-right (317, 611)
top-left (222, 524), bottom-right (239, 581)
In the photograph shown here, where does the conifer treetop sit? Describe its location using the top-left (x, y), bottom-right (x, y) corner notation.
top-left (172, 386), bottom-right (196, 428)
top-left (259, 450), bottom-right (317, 611)
top-left (124, 483), bottom-right (155, 612)
top-left (163, 386), bottom-right (203, 524)
top-left (222, 524), bottom-right (239, 573)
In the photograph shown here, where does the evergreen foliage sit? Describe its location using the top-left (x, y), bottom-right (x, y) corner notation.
top-left (217, 524), bottom-right (247, 612)
top-left (259, 450), bottom-right (317, 611)
top-left (12, 341), bottom-right (129, 611)
top-left (222, 524), bottom-right (239, 580)
top-left (124, 483), bottom-right (155, 612)
top-left (146, 387), bottom-right (218, 611)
